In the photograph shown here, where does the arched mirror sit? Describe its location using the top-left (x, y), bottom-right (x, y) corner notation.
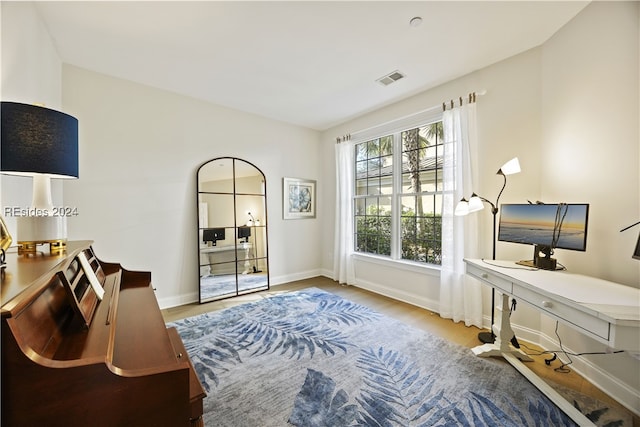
top-left (197, 157), bottom-right (269, 302)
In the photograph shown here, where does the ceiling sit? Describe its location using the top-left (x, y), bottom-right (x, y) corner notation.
top-left (35, 1), bottom-right (589, 131)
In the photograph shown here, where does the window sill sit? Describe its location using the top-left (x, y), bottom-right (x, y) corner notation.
top-left (352, 253), bottom-right (441, 277)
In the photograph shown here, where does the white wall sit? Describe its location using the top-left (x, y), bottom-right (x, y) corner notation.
top-left (541, 1), bottom-right (639, 284)
top-left (538, 1), bottom-right (640, 412)
top-left (62, 65), bottom-right (322, 308)
top-left (1, 2), bottom-right (64, 235)
top-left (321, 1), bottom-right (639, 414)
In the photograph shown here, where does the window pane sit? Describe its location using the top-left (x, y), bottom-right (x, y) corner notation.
top-left (367, 158), bottom-right (381, 176)
top-left (435, 168), bottom-right (444, 191)
top-left (366, 177), bottom-right (380, 195)
top-left (399, 194), bottom-right (442, 265)
top-left (379, 179), bottom-right (392, 196)
top-left (355, 179), bottom-right (368, 196)
top-left (352, 122), bottom-right (442, 263)
top-left (356, 159), bottom-right (367, 175)
top-left (379, 196), bottom-right (392, 216)
top-left (379, 154), bottom-right (393, 175)
top-left (400, 196), bottom-right (416, 217)
top-left (365, 197), bottom-right (378, 213)
top-left (378, 234), bottom-right (391, 256)
top-left (417, 169), bottom-right (438, 192)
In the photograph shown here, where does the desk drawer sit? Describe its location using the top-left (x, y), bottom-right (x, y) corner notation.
top-left (513, 283), bottom-right (610, 342)
top-left (466, 263), bottom-right (512, 293)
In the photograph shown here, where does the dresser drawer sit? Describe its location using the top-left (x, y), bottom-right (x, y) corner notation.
top-left (466, 263), bottom-right (513, 293)
top-left (513, 283), bottom-right (610, 342)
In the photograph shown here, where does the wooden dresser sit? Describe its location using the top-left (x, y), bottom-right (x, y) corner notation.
top-left (1, 241), bottom-right (205, 426)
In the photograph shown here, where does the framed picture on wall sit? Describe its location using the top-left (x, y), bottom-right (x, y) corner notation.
top-left (283, 177), bottom-right (316, 219)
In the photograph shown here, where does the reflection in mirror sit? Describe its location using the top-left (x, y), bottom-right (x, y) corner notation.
top-left (197, 157), bottom-right (268, 302)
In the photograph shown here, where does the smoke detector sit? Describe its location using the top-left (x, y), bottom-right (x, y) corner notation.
top-left (376, 70), bottom-right (405, 86)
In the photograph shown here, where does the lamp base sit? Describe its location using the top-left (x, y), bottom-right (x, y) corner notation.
top-left (16, 215), bottom-right (67, 255)
top-left (18, 239), bottom-right (67, 255)
top-left (478, 331), bottom-right (495, 344)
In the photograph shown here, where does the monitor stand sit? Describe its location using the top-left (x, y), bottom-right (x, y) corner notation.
top-left (516, 245), bottom-right (561, 270)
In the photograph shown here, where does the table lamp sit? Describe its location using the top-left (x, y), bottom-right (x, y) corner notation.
top-left (455, 157), bottom-right (521, 344)
top-left (1, 102), bottom-right (79, 253)
top-left (620, 220), bottom-right (640, 260)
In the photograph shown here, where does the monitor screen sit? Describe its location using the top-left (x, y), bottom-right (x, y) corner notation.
top-left (203, 227), bottom-right (225, 244)
top-left (237, 226), bottom-right (251, 240)
top-left (498, 203), bottom-right (589, 251)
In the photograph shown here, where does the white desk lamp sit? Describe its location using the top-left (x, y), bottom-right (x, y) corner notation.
top-left (455, 157), bottom-right (521, 344)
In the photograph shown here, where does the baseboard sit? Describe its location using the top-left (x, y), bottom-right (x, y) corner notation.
top-left (348, 276), bottom-right (440, 313)
top-left (158, 291), bottom-right (199, 310)
top-left (269, 269), bottom-right (323, 286)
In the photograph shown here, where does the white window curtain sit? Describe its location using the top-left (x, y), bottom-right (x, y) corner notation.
top-left (333, 141), bottom-right (355, 284)
top-left (439, 103), bottom-right (482, 327)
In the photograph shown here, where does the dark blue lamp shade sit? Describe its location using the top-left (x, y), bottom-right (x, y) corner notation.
top-left (1, 102), bottom-right (78, 179)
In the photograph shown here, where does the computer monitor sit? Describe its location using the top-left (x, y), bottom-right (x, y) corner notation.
top-left (237, 226), bottom-right (251, 242)
top-left (203, 227), bottom-right (225, 246)
top-left (633, 232), bottom-right (640, 261)
top-left (498, 203), bottom-right (589, 270)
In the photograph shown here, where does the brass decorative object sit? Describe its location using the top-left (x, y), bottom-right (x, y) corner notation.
top-left (1, 215), bottom-right (12, 267)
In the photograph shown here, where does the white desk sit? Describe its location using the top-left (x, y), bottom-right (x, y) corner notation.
top-left (200, 242), bottom-right (252, 275)
top-left (464, 259), bottom-right (640, 426)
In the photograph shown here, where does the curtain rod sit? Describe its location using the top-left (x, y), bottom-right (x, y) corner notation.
top-left (441, 90), bottom-right (487, 112)
top-left (336, 90), bottom-right (486, 144)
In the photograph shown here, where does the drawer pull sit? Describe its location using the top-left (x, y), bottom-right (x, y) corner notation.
top-left (481, 273), bottom-right (489, 279)
top-left (541, 301), bottom-right (553, 308)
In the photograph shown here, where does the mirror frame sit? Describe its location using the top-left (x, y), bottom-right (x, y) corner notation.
top-left (196, 157), bottom-right (269, 303)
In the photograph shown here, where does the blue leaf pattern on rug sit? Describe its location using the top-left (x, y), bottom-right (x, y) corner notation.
top-left (169, 289), bottom-right (586, 426)
top-left (169, 290), bottom-right (380, 391)
top-left (289, 347), bottom-right (576, 427)
top-left (355, 347), bottom-right (456, 426)
top-left (289, 369), bottom-right (359, 427)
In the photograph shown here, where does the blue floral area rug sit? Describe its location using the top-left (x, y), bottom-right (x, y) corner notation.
top-left (169, 288), bottom-right (584, 426)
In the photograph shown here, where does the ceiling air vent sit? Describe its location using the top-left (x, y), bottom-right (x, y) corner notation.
top-left (376, 70), bottom-right (405, 86)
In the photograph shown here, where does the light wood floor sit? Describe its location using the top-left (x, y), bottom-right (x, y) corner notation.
top-left (162, 276), bottom-right (638, 426)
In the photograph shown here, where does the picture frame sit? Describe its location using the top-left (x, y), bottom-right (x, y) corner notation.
top-left (283, 177), bottom-right (316, 219)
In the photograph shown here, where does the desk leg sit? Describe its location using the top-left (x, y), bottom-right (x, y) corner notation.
top-left (502, 353), bottom-right (595, 426)
top-left (472, 293), bottom-right (532, 362)
top-left (242, 246), bottom-right (251, 275)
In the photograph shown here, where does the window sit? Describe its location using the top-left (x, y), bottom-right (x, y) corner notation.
top-left (354, 121), bottom-right (444, 265)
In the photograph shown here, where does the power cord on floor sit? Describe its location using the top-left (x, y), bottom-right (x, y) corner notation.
top-left (520, 321), bottom-right (625, 373)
